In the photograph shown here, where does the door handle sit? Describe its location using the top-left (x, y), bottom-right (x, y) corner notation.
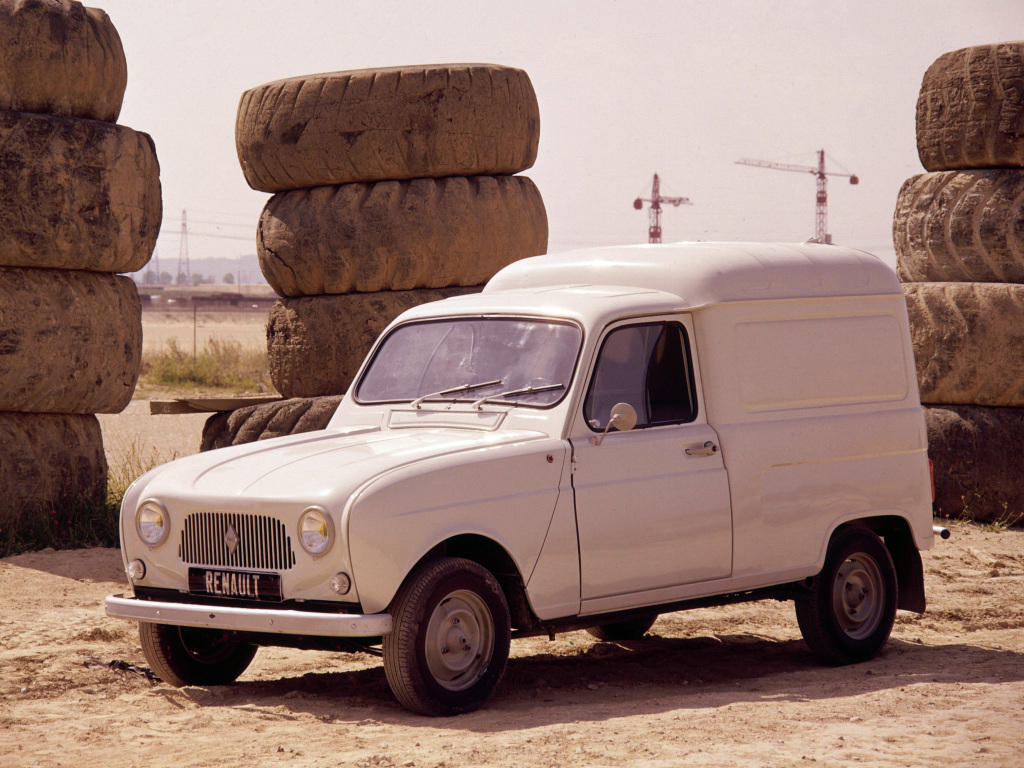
top-left (684, 441), bottom-right (719, 457)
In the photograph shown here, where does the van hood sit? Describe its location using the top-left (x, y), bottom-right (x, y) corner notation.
top-left (135, 426), bottom-right (551, 505)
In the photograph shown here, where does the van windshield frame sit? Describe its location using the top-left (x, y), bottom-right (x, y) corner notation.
top-left (355, 316), bottom-right (584, 409)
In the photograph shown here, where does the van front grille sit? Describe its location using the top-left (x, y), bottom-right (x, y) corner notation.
top-left (179, 511), bottom-right (296, 571)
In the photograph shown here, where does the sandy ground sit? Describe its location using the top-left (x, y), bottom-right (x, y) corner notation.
top-left (11, 312), bottom-right (1023, 766)
top-left (95, 311), bottom-right (273, 474)
top-left (96, 400), bottom-right (208, 479)
top-left (1, 523), bottom-right (1021, 768)
top-left (140, 309), bottom-right (269, 355)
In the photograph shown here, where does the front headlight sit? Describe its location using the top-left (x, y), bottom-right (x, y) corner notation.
top-left (298, 506), bottom-right (334, 557)
top-left (136, 500), bottom-right (169, 547)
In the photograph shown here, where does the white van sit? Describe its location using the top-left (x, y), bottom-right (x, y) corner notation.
top-left (106, 242), bottom-right (936, 716)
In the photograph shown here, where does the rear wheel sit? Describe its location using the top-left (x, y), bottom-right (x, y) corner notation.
top-left (139, 622), bottom-right (257, 687)
top-left (383, 557), bottom-right (510, 716)
top-left (796, 527), bottom-right (897, 665)
top-left (587, 613), bottom-right (658, 641)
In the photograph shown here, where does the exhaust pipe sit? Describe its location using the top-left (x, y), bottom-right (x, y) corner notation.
top-left (933, 525), bottom-right (951, 540)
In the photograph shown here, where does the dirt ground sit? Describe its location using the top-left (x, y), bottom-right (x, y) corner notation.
top-left (1, 522), bottom-right (1021, 768)
top-left (97, 310), bottom-right (271, 474)
top-left (9, 314), bottom-right (1023, 766)
top-left (139, 309), bottom-right (269, 355)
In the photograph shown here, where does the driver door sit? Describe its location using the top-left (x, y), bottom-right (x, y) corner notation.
top-left (569, 317), bottom-right (733, 608)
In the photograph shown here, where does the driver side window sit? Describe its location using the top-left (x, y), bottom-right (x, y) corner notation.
top-left (584, 322), bottom-right (697, 430)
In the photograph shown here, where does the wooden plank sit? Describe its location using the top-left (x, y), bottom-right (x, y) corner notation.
top-left (149, 396), bottom-right (283, 415)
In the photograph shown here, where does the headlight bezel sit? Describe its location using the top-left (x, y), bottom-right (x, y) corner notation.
top-left (135, 499), bottom-right (170, 548)
top-left (297, 505), bottom-right (335, 558)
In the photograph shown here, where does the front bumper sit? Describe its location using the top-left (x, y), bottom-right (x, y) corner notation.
top-left (105, 594), bottom-right (393, 637)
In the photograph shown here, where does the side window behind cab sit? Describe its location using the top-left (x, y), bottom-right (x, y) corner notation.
top-left (584, 322), bottom-right (698, 430)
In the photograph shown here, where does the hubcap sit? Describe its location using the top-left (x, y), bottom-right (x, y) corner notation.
top-left (832, 553), bottom-right (885, 639)
top-left (424, 589), bottom-right (495, 691)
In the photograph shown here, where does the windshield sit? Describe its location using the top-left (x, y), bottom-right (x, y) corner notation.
top-left (356, 317), bottom-right (582, 407)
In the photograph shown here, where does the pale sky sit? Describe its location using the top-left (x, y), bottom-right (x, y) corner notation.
top-left (98, 0), bottom-right (1024, 275)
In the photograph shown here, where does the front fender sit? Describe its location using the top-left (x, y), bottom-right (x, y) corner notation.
top-left (346, 438), bottom-right (567, 614)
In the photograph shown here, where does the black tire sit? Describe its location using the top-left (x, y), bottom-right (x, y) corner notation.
top-left (903, 281), bottom-right (1024, 407)
top-left (201, 395), bottom-right (343, 451)
top-left (139, 622), bottom-right (258, 687)
top-left (235, 64), bottom-right (540, 192)
top-left (382, 557), bottom-right (511, 716)
top-left (0, 0), bottom-right (127, 122)
top-left (0, 268), bottom-right (142, 414)
top-left (795, 527), bottom-right (897, 665)
top-left (0, 412), bottom-right (106, 522)
top-left (0, 110), bottom-right (162, 272)
top-left (924, 404), bottom-right (1024, 526)
top-left (587, 614), bottom-right (658, 641)
top-left (916, 42), bottom-right (1024, 171)
top-left (894, 170), bottom-right (1024, 284)
top-left (257, 175), bottom-right (548, 295)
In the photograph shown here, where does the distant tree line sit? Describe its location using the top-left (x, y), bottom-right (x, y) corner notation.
top-left (136, 269), bottom-right (237, 286)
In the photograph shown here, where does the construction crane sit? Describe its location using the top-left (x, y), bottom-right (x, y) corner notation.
top-left (736, 150), bottom-right (858, 244)
top-left (633, 173), bottom-right (692, 243)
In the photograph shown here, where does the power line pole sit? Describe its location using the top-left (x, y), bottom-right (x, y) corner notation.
top-left (176, 209), bottom-right (190, 284)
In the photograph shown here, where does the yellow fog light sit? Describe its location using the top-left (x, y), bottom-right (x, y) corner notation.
top-left (298, 507), bottom-right (333, 557)
top-left (136, 500), bottom-right (169, 547)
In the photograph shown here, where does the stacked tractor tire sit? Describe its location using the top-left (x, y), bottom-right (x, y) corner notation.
top-left (0, 1), bottom-right (160, 523)
top-left (210, 64), bottom-right (547, 447)
top-left (895, 41), bottom-right (1024, 526)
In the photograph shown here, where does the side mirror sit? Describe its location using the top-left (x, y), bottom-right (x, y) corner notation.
top-left (591, 402), bottom-right (637, 445)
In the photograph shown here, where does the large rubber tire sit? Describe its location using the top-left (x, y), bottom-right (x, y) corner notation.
top-left (235, 64), bottom-right (540, 193)
top-left (903, 281), bottom-right (1024, 407)
top-left (383, 557), bottom-right (511, 716)
top-left (139, 622), bottom-right (258, 687)
top-left (200, 395), bottom-right (343, 451)
top-left (0, 267), bottom-right (142, 413)
top-left (795, 527), bottom-right (898, 666)
top-left (924, 404), bottom-right (1024, 526)
top-left (0, 0), bottom-right (127, 122)
top-left (0, 412), bottom-right (106, 522)
top-left (917, 42), bottom-right (1024, 171)
top-left (258, 176), bottom-right (547, 295)
top-left (895, 171), bottom-right (1024, 283)
top-left (586, 614), bottom-right (658, 642)
top-left (267, 286), bottom-right (482, 399)
top-left (0, 110), bottom-right (162, 272)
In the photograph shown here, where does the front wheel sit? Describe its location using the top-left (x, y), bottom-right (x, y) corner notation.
top-left (139, 622), bottom-right (257, 686)
top-left (383, 557), bottom-right (511, 716)
top-left (795, 527), bottom-right (898, 665)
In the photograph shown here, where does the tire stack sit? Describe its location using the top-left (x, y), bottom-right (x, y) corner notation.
top-left (214, 64), bottom-right (547, 447)
top-left (0, 1), bottom-right (161, 521)
top-left (895, 41), bottom-right (1024, 526)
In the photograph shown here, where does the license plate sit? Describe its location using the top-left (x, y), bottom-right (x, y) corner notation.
top-left (188, 568), bottom-right (283, 602)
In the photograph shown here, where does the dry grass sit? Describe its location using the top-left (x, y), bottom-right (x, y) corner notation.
top-left (136, 338), bottom-right (275, 397)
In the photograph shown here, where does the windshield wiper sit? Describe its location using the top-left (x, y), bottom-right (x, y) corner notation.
top-left (472, 382), bottom-right (565, 410)
top-left (410, 379), bottom-right (502, 409)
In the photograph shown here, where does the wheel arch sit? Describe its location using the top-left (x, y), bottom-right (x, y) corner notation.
top-left (413, 534), bottom-right (537, 631)
top-left (830, 515), bottom-right (926, 614)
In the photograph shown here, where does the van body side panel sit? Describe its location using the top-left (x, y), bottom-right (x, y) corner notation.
top-left (693, 295), bottom-right (934, 577)
top-left (713, 411), bottom-right (930, 575)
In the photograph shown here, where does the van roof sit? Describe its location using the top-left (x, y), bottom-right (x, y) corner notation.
top-left (484, 242), bottom-right (901, 306)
